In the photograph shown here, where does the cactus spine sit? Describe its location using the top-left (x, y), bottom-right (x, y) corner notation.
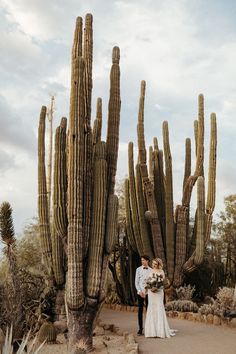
top-left (37, 14), bottom-right (121, 351)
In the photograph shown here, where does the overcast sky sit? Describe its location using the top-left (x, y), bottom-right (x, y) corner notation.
top-left (1, 0), bottom-right (236, 234)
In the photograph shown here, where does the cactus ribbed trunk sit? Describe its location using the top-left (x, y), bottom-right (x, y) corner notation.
top-left (67, 307), bottom-right (97, 352)
top-left (37, 15), bottom-right (121, 351)
top-left (67, 54), bottom-right (85, 310)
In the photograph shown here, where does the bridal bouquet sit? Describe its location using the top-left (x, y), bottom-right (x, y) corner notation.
top-left (145, 273), bottom-right (164, 293)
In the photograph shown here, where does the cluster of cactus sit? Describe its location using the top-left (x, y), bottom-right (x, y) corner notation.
top-left (125, 81), bottom-right (217, 287)
top-left (165, 300), bottom-right (198, 313)
top-left (199, 287), bottom-right (236, 317)
top-left (216, 287), bottom-right (236, 309)
top-left (198, 303), bottom-right (222, 317)
top-left (176, 284), bottom-right (196, 301)
top-left (108, 234), bottom-right (139, 305)
top-left (38, 14), bottom-right (120, 350)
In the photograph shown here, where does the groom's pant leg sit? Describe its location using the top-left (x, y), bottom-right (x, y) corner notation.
top-left (137, 295), bottom-right (144, 330)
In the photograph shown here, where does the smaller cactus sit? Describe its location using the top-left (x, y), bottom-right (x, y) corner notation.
top-left (165, 300), bottom-right (198, 313)
top-left (176, 284), bottom-right (195, 301)
top-left (198, 287), bottom-right (235, 318)
top-left (37, 321), bottom-right (57, 344)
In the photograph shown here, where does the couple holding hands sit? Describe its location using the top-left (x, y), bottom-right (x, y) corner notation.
top-left (135, 255), bottom-right (177, 338)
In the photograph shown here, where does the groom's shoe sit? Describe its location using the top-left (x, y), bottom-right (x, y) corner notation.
top-left (137, 329), bottom-right (143, 336)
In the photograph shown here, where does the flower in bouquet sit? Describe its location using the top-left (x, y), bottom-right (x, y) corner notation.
top-left (145, 273), bottom-right (164, 293)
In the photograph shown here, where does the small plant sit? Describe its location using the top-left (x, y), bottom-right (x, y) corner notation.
top-left (176, 284), bottom-right (195, 300)
top-left (198, 287), bottom-right (236, 317)
top-left (198, 302), bottom-right (223, 317)
top-left (216, 287), bottom-right (235, 309)
top-left (165, 300), bottom-right (198, 313)
top-left (2, 326), bottom-right (45, 354)
top-left (74, 339), bottom-right (89, 354)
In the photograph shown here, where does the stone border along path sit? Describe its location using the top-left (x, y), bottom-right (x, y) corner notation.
top-left (100, 307), bottom-right (236, 354)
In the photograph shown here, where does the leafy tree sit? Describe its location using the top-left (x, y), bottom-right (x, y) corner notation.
top-left (0, 202), bottom-right (23, 336)
top-left (0, 217), bottom-right (47, 334)
top-left (213, 195), bottom-right (236, 286)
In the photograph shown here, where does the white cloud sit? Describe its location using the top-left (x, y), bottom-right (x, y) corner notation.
top-left (0, 0), bottom-right (235, 231)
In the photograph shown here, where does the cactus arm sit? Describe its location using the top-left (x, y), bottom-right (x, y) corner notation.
top-left (38, 106), bottom-right (54, 280)
top-left (194, 176), bottom-right (205, 265)
top-left (128, 142), bottom-right (144, 255)
top-left (153, 137), bottom-right (159, 151)
top-left (106, 47), bottom-right (121, 195)
top-left (137, 80), bottom-right (147, 164)
top-left (92, 97), bottom-right (102, 146)
top-left (82, 14), bottom-right (93, 258)
top-left (163, 121), bottom-right (175, 281)
top-left (182, 95), bottom-right (205, 206)
top-left (53, 119), bottom-right (68, 245)
top-left (67, 20), bottom-right (85, 309)
top-left (52, 119), bottom-right (68, 286)
top-left (124, 179), bottom-right (138, 253)
top-left (183, 138), bottom-right (191, 192)
top-left (136, 81), bottom-right (165, 263)
top-left (153, 149), bottom-right (166, 246)
top-left (194, 120), bottom-right (198, 156)
top-left (173, 205), bottom-right (189, 287)
top-left (148, 146), bottom-right (154, 181)
top-left (87, 142), bottom-right (107, 298)
top-left (105, 194), bottom-right (119, 254)
top-left (83, 13), bottom-right (93, 127)
top-left (194, 94), bottom-right (204, 177)
top-left (136, 164), bottom-right (154, 258)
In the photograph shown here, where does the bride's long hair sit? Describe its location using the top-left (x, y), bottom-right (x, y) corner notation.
top-left (152, 258), bottom-right (163, 269)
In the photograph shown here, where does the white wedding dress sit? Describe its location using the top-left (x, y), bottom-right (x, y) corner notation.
top-left (145, 280), bottom-right (177, 338)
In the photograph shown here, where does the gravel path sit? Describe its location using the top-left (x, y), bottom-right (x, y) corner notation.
top-left (100, 308), bottom-right (236, 354)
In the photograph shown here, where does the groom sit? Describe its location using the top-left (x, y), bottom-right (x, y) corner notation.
top-left (135, 255), bottom-right (152, 335)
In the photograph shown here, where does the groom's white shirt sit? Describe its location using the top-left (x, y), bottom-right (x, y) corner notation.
top-left (135, 266), bottom-right (152, 294)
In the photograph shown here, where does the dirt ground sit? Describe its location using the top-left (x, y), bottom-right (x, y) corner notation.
top-left (39, 308), bottom-right (236, 354)
top-left (100, 308), bottom-right (236, 354)
top-left (40, 330), bottom-right (129, 354)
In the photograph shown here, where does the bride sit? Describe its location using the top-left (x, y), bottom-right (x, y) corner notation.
top-left (144, 258), bottom-right (177, 338)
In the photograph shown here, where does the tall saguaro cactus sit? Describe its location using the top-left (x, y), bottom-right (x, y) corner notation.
top-left (38, 14), bottom-right (121, 352)
top-left (125, 80), bottom-right (217, 289)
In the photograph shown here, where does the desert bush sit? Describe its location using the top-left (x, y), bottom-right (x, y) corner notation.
top-left (0, 220), bottom-right (49, 334)
top-left (198, 303), bottom-right (222, 317)
top-left (216, 287), bottom-right (235, 309)
top-left (0, 268), bottom-right (46, 333)
top-left (199, 286), bottom-right (236, 317)
top-left (176, 284), bottom-right (195, 300)
top-left (165, 300), bottom-right (198, 313)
